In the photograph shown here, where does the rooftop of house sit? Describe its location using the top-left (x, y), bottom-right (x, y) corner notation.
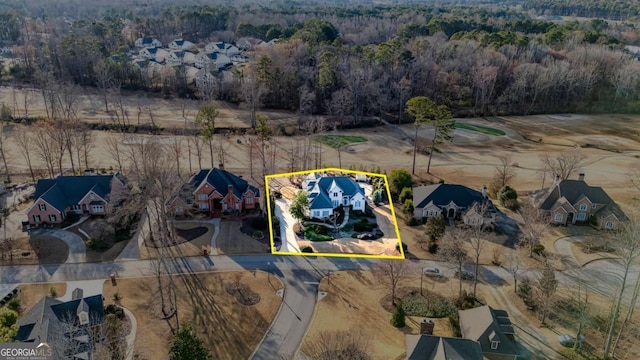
top-left (32, 174), bottom-right (125, 212)
top-left (458, 306), bottom-right (518, 357)
top-left (189, 167), bottom-right (259, 199)
top-left (405, 334), bottom-right (484, 360)
top-left (413, 184), bottom-right (492, 210)
top-left (15, 289), bottom-right (104, 343)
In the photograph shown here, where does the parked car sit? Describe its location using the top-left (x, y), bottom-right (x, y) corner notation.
top-left (454, 269), bottom-right (475, 280)
top-left (558, 334), bottom-right (585, 347)
top-left (357, 233), bottom-right (375, 240)
top-left (423, 267), bottom-right (443, 277)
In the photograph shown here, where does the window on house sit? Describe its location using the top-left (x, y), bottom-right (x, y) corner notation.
top-left (176, 207), bottom-right (183, 214)
top-left (313, 211), bottom-right (319, 217)
top-left (246, 197), bottom-right (254, 204)
top-left (577, 213), bottom-right (586, 220)
top-left (90, 193), bottom-right (95, 200)
top-left (592, 204), bottom-right (597, 209)
top-left (198, 193), bottom-right (208, 200)
top-left (199, 203), bottom-right (209, 210)
top-left (333, 192), bottom-right (338, 197)
top-left (606, 221), bottom-right (613, 229)
top-left (71, 205), bottom-right (81, 211)
top-left (79, 312), bottom-right (89, 325)
top-left (579, 204), bottom-right (587, 211)
top-left (92, 205), bottom-right (104, 213)
top-left (491, 341), bottom-right (500, 350)
top-left (33, 215), bottom-right (41, 223)
top-left (322, 210), bottom-right (330, 217)
top-left (38, 203), bottom-right (46, 211)
top-left (49, 214), bottom-right (56, 222)
top-left (354, 201), bottom-right (360, 208)
top-left (555, 214), bottom-right (563, 222)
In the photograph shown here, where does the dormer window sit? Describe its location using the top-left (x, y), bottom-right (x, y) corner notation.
top-left (38, 203), bottom-right (46, 211)
top-left (491, 340), bottom-right (500, 350)
top-left (198, 193), bottom-right (208, 200)
top-left (592, 204), bottom-right (597, 209)
top-left (90, 193), bottom-right (95, 200)
top-left (579, 204), bottom-right (587, 211)
top-left (79, 311), bottom-right (89, 325)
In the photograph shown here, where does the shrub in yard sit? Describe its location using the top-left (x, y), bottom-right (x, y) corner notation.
top-left (6, 298), bottom-right (20, 312)
top-left (252, 230), bottom-right (264, 239)
top-left (396, 243), bottom-right (408, 253)
top-left (388, 169), bottom-right (412, 196)
top-left (251, 217), bottom-right (268, 230)
top-left (301, 246), bottom-right (314, 253)
top-left (406, 217), bottom-right (419, 226)
top-left (104, 304), bottom-right (125, 319)
top-left (425, 215), bottom-right (446, 241)
top-left (351, 233), bottom-right (358, 238)
top-left (498, 185), bottom-right (518, 209)
top-left (399, 187), bottom-right (413, 204)
top-left (271, 216), bottom-right (280, 227)
top-left (402, 199), bottom-right (414, 217)
top-left (533, 244), bottom-right (546, 256)
top-left (49, 287), bottom-right (57, 298)
top-left (428, 241), bottom-right (438, 254)
top-left (373, 189), bottom-right (383, 204)
top-left (391, 303), bottom-right (406, 328)
top-left (341, 223), bottom-right (353, 232)
top-left (353, 222), bottom-right (373, 232)
top-left (304, 229), bottom-right (333, 241)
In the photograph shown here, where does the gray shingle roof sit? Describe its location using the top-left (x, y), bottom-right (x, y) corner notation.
top-left (458, 306), bottom-right (519, 358)
top-left (405, 335), bottom-right (484, 360)
top-left (33, 174), bottom-right (121, 212)
top-left (187, 168), bottom-right (259, 200)
top-left (540, 180), bottom-right (613, 210)
top-left (413, 184), bottom-right (492, 210)
top-left (15, 292), bottom-right (104, 343)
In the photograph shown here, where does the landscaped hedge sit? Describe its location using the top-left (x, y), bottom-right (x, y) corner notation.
top-left (304, 229), bottom-right (333, 241)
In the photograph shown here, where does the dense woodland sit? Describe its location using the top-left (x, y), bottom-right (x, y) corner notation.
top-left (0, 1), bottom-right (639, 124)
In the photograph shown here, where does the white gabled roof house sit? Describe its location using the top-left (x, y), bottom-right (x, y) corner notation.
top-left (304, 173), bottom-right (367, 219)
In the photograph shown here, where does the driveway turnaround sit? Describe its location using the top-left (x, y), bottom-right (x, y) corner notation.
top-left (31, 228), bottom-right (86, 263)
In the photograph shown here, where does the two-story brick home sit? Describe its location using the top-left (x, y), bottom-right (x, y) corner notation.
top-left (167, 166), bottom-right (259, 217)
top-left (532, 173), bottom-right (628, 229)
top-left (26, 173), bottom-right (127, 226)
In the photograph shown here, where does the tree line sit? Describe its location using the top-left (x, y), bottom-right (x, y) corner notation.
top-left (1, 3), bottom-right (639, 126)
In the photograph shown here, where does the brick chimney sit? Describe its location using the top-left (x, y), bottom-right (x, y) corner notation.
top-left (72, 288), bottom-right (83, 300)
top-left (219, 163), bottom-right (224, 171)
top-left (578, 172), bottom-right (585, 181)
top-left (420, 319), bottom-right (435, 335)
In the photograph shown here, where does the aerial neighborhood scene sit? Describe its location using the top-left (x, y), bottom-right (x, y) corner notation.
top-left (0, 0), bottom-right (639, 359)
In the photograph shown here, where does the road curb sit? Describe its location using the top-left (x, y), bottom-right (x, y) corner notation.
top-left (249, 273), bottom-right (286, 360)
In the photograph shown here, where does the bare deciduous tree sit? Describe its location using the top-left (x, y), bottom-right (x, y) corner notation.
top-left (517, 200), bottom-right (550, 257)
top-left (105, 134), bottom-right (124, 172)
top-left (540, 149), bottom-right (586, 181)
top-left (374, 260), bottom-right (414, 306)
top-left (303, 329), bottom-right (371, 360)
top-left (438, 228), bottom-right (469, 298)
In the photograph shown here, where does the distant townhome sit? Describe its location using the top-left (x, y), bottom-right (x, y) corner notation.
top-left (15, 288), bottom-right (104, 359)
top-left (458, 306), bottom-right (519, 360)
top-left (27, 173), bottom-right (127, 226)
top-left (139, 46), bottom-right (169, 62)
top-left (412, 184), bottom-right (496, 226)
top-left (168, 38), bottom-right (195, 51)
top-left (135, 37), bottom-right (162, 48)
top-left (167, 165), bottom-right (259, 217)
top-left (303, 173), bottom-right (367, 219)
top-left (165, 50), bottom-right (196, 66)
top-left (236, 37), bottom-right (264, 51)
top-left (205, 41), bottom-right (241, 57)
top-left (531, 173), bottom-right (628, 229)
top-left (194, 51), bottom-right (232, 71)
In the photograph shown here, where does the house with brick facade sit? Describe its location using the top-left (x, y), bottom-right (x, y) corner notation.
top-left (167, 166), bottom-right (259, 217)
top-left (26, 173), bottom-right (127, 226)
top-left (532, 173), bottom-right (627, 230)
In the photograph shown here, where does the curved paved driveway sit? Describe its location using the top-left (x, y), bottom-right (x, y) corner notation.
top-left (122, 306), bottom-right (137, 360)
top-left (32, 228), bottom-right (86, 263)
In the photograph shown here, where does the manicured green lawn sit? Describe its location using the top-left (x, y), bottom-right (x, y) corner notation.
top-left (455, 122), bottom-right (505, 136)
top-left (315, 135), bottom-right (368, 148)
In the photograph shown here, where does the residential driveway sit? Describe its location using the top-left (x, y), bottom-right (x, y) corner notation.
top-left (32, 229), bottom-right (86, 263)
top-left (371, 204), bottom-right (400, 242)
top-left (553, 236), bottom-right (582, 268)
top-left (122, 306), bottom-right (137, 360)
top-left (275, 198), bottom-right (301, 253)
top-left (117, 211), bottom-right (148, 261)
top-left (251, 267), bottom-right (321, 360)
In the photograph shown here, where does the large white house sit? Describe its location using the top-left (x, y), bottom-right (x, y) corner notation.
top-left (303, 173), bottom-right (367, 219)
top-left (139, 46), bottom-right (169, 62)
top-left (205, 42), bottom-right (241, 57)
top-left (169, 38), bottom-right (195, 51)
top-left (194, 52), bottom-right (231, 71)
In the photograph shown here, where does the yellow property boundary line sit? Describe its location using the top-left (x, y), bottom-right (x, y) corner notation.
top-left (264, 167), bottom-right (405, 260)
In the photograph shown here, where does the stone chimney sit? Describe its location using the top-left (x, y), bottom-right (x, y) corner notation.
top-left (482, 185), bottom-right (487, 199)
top-left (72, 288), bottom-right (83, 300)
top-left (420, 319), bottom-right (435, 335)
top-left (578, 172), bottom-right (585, 181)
top-left (219, 163), bottom-right (224, 171)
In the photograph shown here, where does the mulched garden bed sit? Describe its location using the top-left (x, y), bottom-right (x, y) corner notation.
top-left (145, 226), bottom-right (208, 248)
top-left (240, 217), bottom-right (270, 245)
top-left (225, 284), bottom-right (261, 306)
